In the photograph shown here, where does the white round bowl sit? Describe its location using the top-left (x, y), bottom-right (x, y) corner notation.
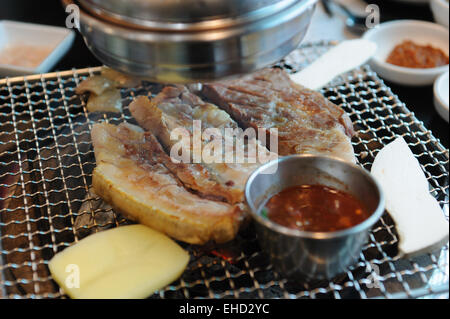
top-left (434, 71), bottom-right (449, 122)
top-left (363, 20), bottom-right (449, 86)
top-left (430, 0), bottom-right (449, 28)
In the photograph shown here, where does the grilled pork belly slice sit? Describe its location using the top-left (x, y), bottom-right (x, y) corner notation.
top-left (202, 68), bottom-right (356, 163)
top-left (91, 122), bottom-right (243, 244)
top-left (129, 87), bottom-right (276, 204)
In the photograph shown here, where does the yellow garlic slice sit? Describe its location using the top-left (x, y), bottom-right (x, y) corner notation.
top-left (49, 224), bottom-right (189, 299)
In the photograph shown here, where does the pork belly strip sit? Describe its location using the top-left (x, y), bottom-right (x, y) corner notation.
top-left (91, 122), bottom-right (243, 244)
top-left (129, 86), bottom-right (275, 204)
top-left (202, 68), bottom-right (356, 163)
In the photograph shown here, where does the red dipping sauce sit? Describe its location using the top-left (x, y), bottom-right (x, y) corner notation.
top-left (262, 184), bottom-right (370, 232)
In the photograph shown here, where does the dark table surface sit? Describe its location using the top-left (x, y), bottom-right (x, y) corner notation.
top-left (1, 0), bottom-right (448, 148)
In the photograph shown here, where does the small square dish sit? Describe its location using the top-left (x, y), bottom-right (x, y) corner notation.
top-left (0, 20), bottom-right (75, 77)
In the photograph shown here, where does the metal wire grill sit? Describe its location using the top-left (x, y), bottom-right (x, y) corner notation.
top-left (0, 42), bottom-right (448, 299)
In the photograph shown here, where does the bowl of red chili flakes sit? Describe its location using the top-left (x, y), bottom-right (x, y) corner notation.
top-left (363, 20), bottom-right (449, 86)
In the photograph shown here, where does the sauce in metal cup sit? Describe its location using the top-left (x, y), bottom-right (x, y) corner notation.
top-left (245, 155), bottom-right (385, 280)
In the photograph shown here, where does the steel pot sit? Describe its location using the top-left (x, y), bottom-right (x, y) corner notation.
top-left (62, 0), bottom-right (318, 82)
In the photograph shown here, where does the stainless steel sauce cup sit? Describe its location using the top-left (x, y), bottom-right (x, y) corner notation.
top-left (245, 155), bottom-right (385, 280)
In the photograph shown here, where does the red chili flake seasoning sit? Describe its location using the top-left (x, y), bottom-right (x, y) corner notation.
top-left (262, 184), bottom-right (370, 232)
top-left (386, 40), bottom-right (449, 69)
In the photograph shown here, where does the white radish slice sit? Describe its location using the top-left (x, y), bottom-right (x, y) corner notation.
top-left (371, 137), bottom-right (449, 257)
top-left (290, 39), bottom-right (377, 90)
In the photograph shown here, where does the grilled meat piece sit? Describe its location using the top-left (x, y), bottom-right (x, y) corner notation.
top-left (91, 122), bottom-right (243, 244)
top-left (129, 87), bottom-right (276, 204)
top-left (202, 68), bottom-right (356, 163)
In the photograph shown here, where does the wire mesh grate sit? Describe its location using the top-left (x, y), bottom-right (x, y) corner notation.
top-left (0, 42), bottom-right (448, 299)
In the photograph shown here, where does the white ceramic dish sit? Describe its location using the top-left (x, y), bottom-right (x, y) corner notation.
top-left (0, 20), bottom-right (75, 77)
top-left (363, 20), bottom-right (449, 86)
top-left (434, 71), bottom-right (449, 122)
top-left (430, 0), bottom-right (449, 28)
